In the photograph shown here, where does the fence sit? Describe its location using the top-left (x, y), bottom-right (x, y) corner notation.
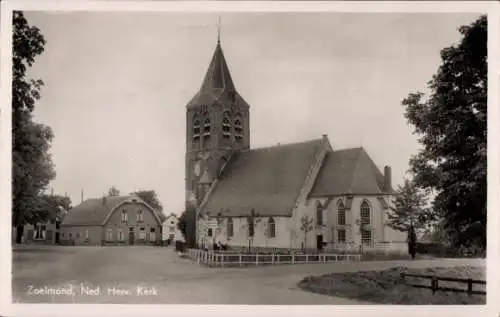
top-left (400, 273), bottom-right (486, 296)
top-left (187, 249), bottom-right (361, 267)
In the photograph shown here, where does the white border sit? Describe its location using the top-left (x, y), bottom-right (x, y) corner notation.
top-left (1, 1), bottom-right (499, 317)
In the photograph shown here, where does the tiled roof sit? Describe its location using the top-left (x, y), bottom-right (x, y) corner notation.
top-left (203, 139), bottom-right (324, 217)
top-left (309, 147), bottom-right (393, 197)
top-left (186, 41), bottom-right (250, 109)
top-left (61, 195), bottom-right (162, 226)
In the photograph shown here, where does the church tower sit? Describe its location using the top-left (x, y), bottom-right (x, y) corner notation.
top-left (185, 36), bottom-right (250, 208)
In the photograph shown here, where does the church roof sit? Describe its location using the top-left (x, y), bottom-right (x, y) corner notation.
top-left (186, 41), bottom-right (250, 109)
top-left (62, 195), bottom-right (163, 226)
top-left (309, 147), bottom-right (394, 197)
top-left (203, 138), bottom-right (324, 217)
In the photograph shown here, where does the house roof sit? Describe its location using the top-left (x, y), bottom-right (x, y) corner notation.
top-left (309, 147), bottom-right (394, 197)
top-left (186, 41), bottom-right (250, 109)
top-left (203, 138), bottom-right (324, 217)
top-left (61, 195), bottom-right (162, 226)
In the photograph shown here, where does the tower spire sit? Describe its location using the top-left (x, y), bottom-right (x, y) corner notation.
top-left (217, 16), bottom-right (221, 44)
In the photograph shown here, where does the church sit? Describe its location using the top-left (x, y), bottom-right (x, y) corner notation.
top-left (185, 36), bottom-right (407, 253)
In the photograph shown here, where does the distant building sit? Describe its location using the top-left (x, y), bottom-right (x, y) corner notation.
top-left (14, 206), bottom-right (68, 245)
top-left (60, 195), bottom-right (163, 246)
top-left (185, 38), bottom-right (406, 253)
top-left (162, 213), bottom-right (179, 242)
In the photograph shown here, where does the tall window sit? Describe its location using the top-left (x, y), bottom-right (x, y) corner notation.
top-left (227, 218), bottom-right (233, 237)
top-left (337, 229), bottom-right (346, 243)
top-left (136, 209), bottom-right (143, 222)
top-left (203, 117), bottom-right (211, 141)
top-left (268, 217), bottom-right (276, 238)
top-left (360, 201), bottom-right (370, 225)
top-left (193, 119), bottom-right (201, 142)
top-left (338, 201), bottom-right (346, 225)
top-left (121, 209), bottom-right (128, 222)
top-left (150, 228), bottom-right (156, 242)
top-left (139, 227), bottom-right (146, 240)
top-left (316, 202), bottom-right (323, 226)
top-left (362, 230), bottom-right (372, 246)
top-left (207, 228), bottom-right (213, 237)
top-left (222, 112), bottom-right (232, 139)
top-left (107, 228), bottom-right (113, 241)
top-left (234, 115), bottom-right (243, 141)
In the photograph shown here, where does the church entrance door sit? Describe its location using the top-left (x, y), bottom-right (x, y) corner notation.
top-left (316, 235), bottom-right (324, 251)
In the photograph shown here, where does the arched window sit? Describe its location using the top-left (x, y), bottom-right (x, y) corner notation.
top-left (234, 115), bottom-right (243, 142)
top-left (316, 201), bottom-right (323, 226)
top-left (193, 119), bottom-right (201, 142)
top-left (227, 218), bottom-right (233, 237)
top-left (268, 217), bottom-right (276, 238)
top-left (203, 118), bottom-right (211, 140)
top-left (360, 200), bottom-right (370, 225)
top-left (222, 112), bottom-right (232, 139)
top-left (337, 200), bottom-right (346, 225)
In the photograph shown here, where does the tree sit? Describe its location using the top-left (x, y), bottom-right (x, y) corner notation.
top-left (387, 179), bottom-right (435, 232)
top-left (178, 207), bottom-right (196, 248)
top-left (408, 223), bottom-right (417, 259)
top-left (245, 209), bottom-right (261, 252)
top-left (401, 16), bottom-right (486, 252)
top-left (107, 186), bottom-right (120, 196)
top-left (12, 11), bottom-right (56, 243)
top-left (299, 215), bottom-right (313, 251)
top-left (33, 194), bottom-right (72, 223)
top-left (130, 190), bottom-right (163, 212)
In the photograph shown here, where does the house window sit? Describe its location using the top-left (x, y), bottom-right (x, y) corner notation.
top-left (107, 228), bottom-right (113, 241)
top-left (117, 229), bottom-right (124, 241)
top-left (121, 209), bottom-right (128, 222)
top-left (150, 228), bottom-right (156, 242)
top-left (362, 230), bottom-right (372, 246)
top-left (360, 201), bottom-right (370, 225)
top-left (234, 116), bottom-right (243, 141)
top-left (337, 229), bottom-right (346, 243)
top-left (316, 202), bottom-right (323, 226)
top-left (33, 223), bottom-right (46, 240)
top-left (338, 201), bottom-right (346, 225)
top-left (137, 209), bottom-right (143, 222)
top-left (85, 230), bottom-right (89, 240)
top-left (207, 228), bottom-right (213, 237)
top-left (193, 119), bottom-right (201, 142)
top-left (76, 232), bottom-right (80, 239)
top-left (139, 227), bottom-right (146, 240)
top-left (268, 217), bottom-right (276, 238)
top-left (227, 218), bottom-right (233, 237)
top-left (61, 232), bottom-right (65, 238)
top-left (68, 232), bottom-right (73, 239)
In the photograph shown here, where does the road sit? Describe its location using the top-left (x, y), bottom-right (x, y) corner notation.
top-left (11, 245), bottom-right (485, 304)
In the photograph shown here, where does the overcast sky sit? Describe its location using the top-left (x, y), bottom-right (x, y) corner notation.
top-left (24, 11), bottom-right (480, 215)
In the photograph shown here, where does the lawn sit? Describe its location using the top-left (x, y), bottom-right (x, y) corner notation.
top-left (298, 265), bottom-right (486, 305)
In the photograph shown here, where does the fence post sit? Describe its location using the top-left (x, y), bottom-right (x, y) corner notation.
top-left (431, 277), bottom-right (438, 294)
top-left (467, 279), bottom-right (473, 296)
top-left (221, 254), bottom-right (224, 267)
top-left (239, 253), bottom-right (242, 267)
top-left (292, 253), bottom-right (295, 264)
top-left (305, 254), bottom-right (308, 263)
top-left (277, 254), bottom-right (280, 264)
top-left (256, 253), bottom-right (259, 266)
top-left (272, 253), bottom-right (275, 265)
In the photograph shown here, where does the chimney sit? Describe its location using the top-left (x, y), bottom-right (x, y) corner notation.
top-left (384, 166), bottom-right (392, 192)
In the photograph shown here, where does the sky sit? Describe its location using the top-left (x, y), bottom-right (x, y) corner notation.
top-left (24, 11), bottom-right (481, 216)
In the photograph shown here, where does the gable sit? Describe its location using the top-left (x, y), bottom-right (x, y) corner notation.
top-left (309, 147), bottom-right (391, 197)
top-left (202, 138), bottom-right (324, 217)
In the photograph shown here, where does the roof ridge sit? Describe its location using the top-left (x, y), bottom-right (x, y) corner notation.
top-left (246, 138), bottom-right (323, 152)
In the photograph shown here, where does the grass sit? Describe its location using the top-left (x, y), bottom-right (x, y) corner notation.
top-left (298, 265), bottom-right (486, 305)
